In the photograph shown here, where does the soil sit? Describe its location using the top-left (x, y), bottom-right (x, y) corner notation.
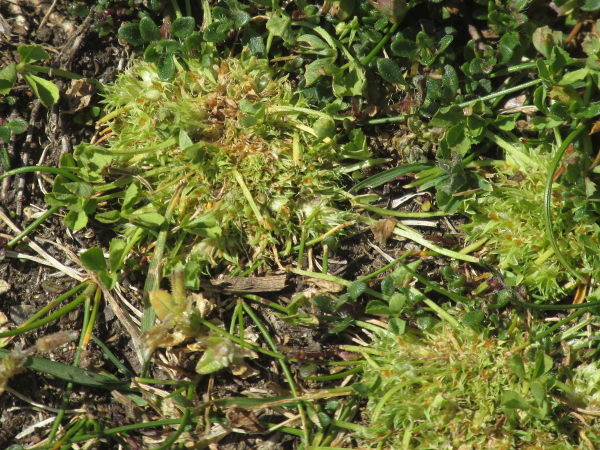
top-left (0, 1), bottom-right (458, 447)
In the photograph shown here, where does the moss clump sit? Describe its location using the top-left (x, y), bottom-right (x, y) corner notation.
top-left (67, 51), bottom-right (363, 274)
top-left (357, 325), bottom-right (597, 449)
top-left (461, 148), bottom-right (600, 298)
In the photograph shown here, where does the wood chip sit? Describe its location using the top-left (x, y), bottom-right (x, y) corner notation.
top-left (205, 275), bottom-right (287, 293)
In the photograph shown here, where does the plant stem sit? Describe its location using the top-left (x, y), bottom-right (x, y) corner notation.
top-left (48, 285), bottom-right (97, 442)
top-left (0, 288), bottom-right (91, 338)
top-left (543, 123), bottom-right (588, 283)
top-left (360, 22), bottom-right (400, 67)
top-left (241, 301), bottom-right (311, 444)
top-left (20, 64), bottom-right (103, 89)
top-left (7, 205), bottom-right (60, 248)
top-left (457, 78), bottom-right (543, 108)
top-left (0, 165), bottom-right (82, 182)
top-left (358, 203), bottom-right (447, 218)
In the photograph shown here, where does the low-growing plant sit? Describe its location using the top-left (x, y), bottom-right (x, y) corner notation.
top-left (0, 45), bottom-right (101, 108)
top-left (49, 49), bottom-right (370, 285)
top-left (356, 323), bottom-right (600, 448)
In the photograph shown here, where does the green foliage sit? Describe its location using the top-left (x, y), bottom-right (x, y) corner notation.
top-left (51, 50), bottom-right (365, 276)
top-left (461, 140), bottom-right (600, 298)
top-left (119, 16), bottom-right (200, 80)
top-left (357, 325), bottom-right (600, 448)
top-left (0, 45), bottom-right (60, 107)
top-left (0, 118), bottom-right (27, 144)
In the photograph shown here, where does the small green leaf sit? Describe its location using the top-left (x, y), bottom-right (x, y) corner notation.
top-left (495, 114), bottom-right (517, 131)
top-left (158, 39), bottom-right (181, 53)
top-left (95, 210), bottom-right (121, 224)
top-left (8, 118), bottom-right (28, 135)
top-left (0, 127), bottom-right (10, 143)
top-left (304, 58), bottom-right (336, 86)
top-left (532, 26), bottom-right (563, 59)
top-left (297, 34), bottom-right (336, 57)
top-left (444, 123), bottom-right (471, 155)
top-left (501, 390), bottom-right (530, 410)
top-left (329, 316), bottom-right (352, 333)
top-left (266, 11), bottom-right (294, 44)
top-left (99, 271), bottom-right (119, 290)
top-left (416, 31), bottom-right (433, 51)
top-left (203, 21), bottom-right (231, 43)
top-left (122, 182), bottom-right (142, 211)
top-left (313, 295), bottom-right (336, 313)
top-left (331, 63), bottom-right (366, 97)
top-left (231, 10), bottom-right (250, 28)
top-left (0, 63), bottom-right (17, 95)
top-left (313, 117), bottom-right (335, 140)
top-left (558, 67), bottom-right (589, 86)
top-left (75, 143), bottom-right (113, 176)
top-left (430, 105), bottom-right (463, 128)
top-left (442, 65), bottom-right (458, 94)
top-left (347, 281), bottom-right (367, 299)
top-left (365, 300), bottom-right (391, 315)
top-left (80, 247), bottom-right (108, 273)
top-left (415, 315), bottom-right (436, 331)
top-left (582, 0), bottom-right (600, 11)
top-left (381, 276), bottom-right (395, 297)
top-left (109, 238), bottom-right (127, 273)
top-left (508, 354), bottom-right (527, 379)
top-left (390, 39), bottom-right (418, 58)
top-left (140, 17), bottom-right (161, 42)
top-left (144, 43), bottom-right (161, 63)
top-left (437, 34), bottom-right (454, 53)
top-left (530, 381), bottom-right (547, 407)
top-left (157, 54), bottom-right (175, 81)
top-left (498, 31), bottom-right (520, 64)
top-left (532, 350), bottom-right (553, 379)
top-left (242, 27), bottom-right (266, 57)
top-left (239, 98), bottom-right (266, 119)
top-left (425, 76), bottom-right (443, 100)
top-left (22, 73), bottom-right (60, 107)
top-left (18, 45), bottom-right (51, 64)
top-left (352, 383), bottom-right (371, 396)
top-left (63, 181), bottom-right (93, 198)
top-left (343, 128), bottom-right (370, 159)
top-left (65, 210), bottom-right (89, 231)
top-left (196, 336), bottom-right (235, 374)
top-left (184, 261), bottom-right (201, 290)
top-left (388, 293), bottom-right (406, 314)
top-left (118, 23), bottom-right (146, 46)
top-left (171, 17), bottom-right (196, 38)
top-left (376, 58), bottom-right (405, 84)
top-left (132, 212), bottom-right (166, 227)
top-left (461, 310), bottom-right (484, 327)
top-left (388, 318), bottom-right (406, 336)
top-left (181, 211), bottom-right (222, 238)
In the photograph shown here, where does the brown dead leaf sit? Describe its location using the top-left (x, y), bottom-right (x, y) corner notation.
top-left (230, 361), bottom-right (260, 379)
top-left (370, 218), bottom-right (397, 245)
top-left (590, 121), bottom-right (600, 135)
top-left (305, 278), bottom-right (345, 293)
top-left (226, 406), bottom-right (266, 433)
top-left (63, 79), bottom-right (95, 114)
